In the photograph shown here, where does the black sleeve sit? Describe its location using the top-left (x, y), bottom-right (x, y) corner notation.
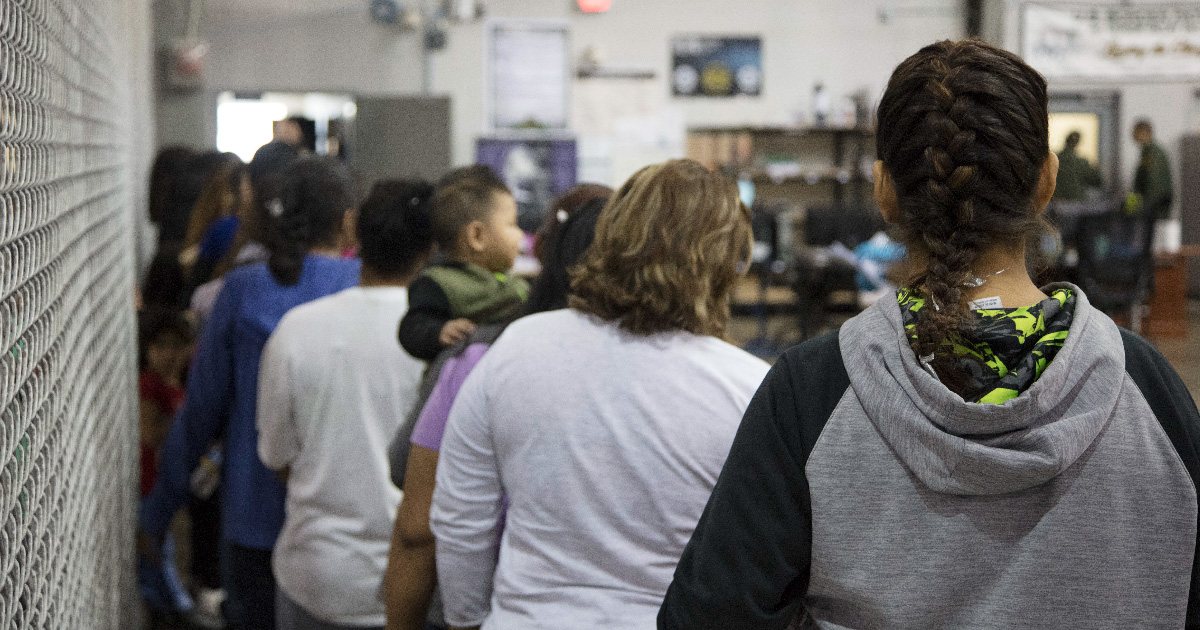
top-left (658, 330), bottom-right (849, 630)
top-left (398, 275), bottom-right (453, 362)
top-left (1120, 328), bottom-right (1200, 629)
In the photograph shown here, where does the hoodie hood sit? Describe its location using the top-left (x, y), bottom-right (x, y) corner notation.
top-left (840, 283), bottom-right (1126, 496)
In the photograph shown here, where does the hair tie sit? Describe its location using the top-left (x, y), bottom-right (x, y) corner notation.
top-left (267, 198), bottom-right (285, 218)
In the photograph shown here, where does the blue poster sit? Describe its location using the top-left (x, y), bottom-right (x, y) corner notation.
top-left (672, 36), bottom-right (763, 97)
top-left (476, 138), bottom-right (578, 232)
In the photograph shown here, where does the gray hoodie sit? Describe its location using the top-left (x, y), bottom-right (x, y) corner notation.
top-left (660, 284), bottom-right (1200, 630)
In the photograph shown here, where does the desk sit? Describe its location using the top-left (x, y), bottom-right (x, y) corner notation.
top-left (1122, 250), bottom-right (1197, 338)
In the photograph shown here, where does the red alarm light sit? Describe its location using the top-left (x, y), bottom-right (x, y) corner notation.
top-left (577, 0), bottom-right (612, 12)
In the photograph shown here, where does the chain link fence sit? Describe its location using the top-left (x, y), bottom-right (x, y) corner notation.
top-left (1, 0), bottom-right (151, 626)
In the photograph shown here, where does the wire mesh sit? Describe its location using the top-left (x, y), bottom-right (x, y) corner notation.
top-left (1, 0), bottom-right (140, 626)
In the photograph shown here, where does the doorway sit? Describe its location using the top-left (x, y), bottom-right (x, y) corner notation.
top-left (214, 92), bottom-right (451, 189)
top-left (1048, 91), bottom-right (1121, 192)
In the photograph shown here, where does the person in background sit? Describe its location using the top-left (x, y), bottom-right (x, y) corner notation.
top-left (383, 188), bottom-right (610, 630)
top-left (180, 153), bottom-right (252, 292)
top-left (257, 180), bottom-right (436, 630)
top-left (273, 118), bottom-right (310, 155)
top-left (396, 178), bottom-right (528, 362)
top-left (1053, 131), bottom-right (1102, 201)
top-left (140, 158), bottom-right (361, 630)
top-left (173, 150), bottom-right (252, 630)
top-left (141, 249), bottom-right (189, 312)
top-left (658, 39), bottom-right (1200, 630)
top-left (190, 141), bottom-right (300, 327)
top-left (531, 183), bottom-right (613, 263)
top-left (430, 160), bottom-right (770, 630)
top-left (158, 151), bottom-right (229, 254)
top-left (136, 307), bottom-right (197, 628)
top-left (137, 308), bottom-right (195, 507)
top-left (1131, 119), bottom-right (1174, 220)
top-left (148, 146), bottom-right (196, 251)
top-left (185, 143), bottom-right (300, 625)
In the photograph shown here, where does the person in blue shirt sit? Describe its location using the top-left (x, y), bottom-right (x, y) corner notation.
top-left (139, 157), bottom-right (361, 630)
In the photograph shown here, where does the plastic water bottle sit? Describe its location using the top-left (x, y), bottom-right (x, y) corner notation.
top-left (190, 445), bottom-right (222, 500)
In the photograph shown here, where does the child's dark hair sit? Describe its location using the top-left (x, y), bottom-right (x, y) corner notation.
top-left (436, 164), bottom-right (506, 191)
top-left (357, 179), bottom-right (436, 278)
top-left (876, 39), bottom-right (1051, 391)
top-left (137, 307), bottom-right (194, 370)
top-left (430, 178), bottom-right (511, 251)
top-left (266, 157), bottom-right (355, 286)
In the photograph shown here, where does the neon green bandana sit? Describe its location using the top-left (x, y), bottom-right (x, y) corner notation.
top-left (897, 288), bottom-right (1076, 404)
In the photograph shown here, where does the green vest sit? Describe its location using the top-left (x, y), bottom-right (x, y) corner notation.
top-left (424, 262), bottom-right (530, 324)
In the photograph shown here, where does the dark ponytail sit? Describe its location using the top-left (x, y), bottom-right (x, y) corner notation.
top-left (356, 179), bottom-right (436, 277)
top-left (876, 39), bottom-right (1052, 393)
top-left (266, 158), bottom-right (355, 286)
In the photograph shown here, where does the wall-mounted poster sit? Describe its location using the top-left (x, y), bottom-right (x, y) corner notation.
top-left (671, 36), bottom-right (763, 97)
top-left (476, 137), bottom-right (578, 232)
top-left (487, 20), bottom-right (571, 131)
top-left (1023, 3), bottom-right (1200, 79)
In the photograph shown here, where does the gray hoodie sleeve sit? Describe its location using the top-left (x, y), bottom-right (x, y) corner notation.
top-left (658, 331), bottom-right (849, 630)
top-left (1120, 328), bottom-right (1200, 629)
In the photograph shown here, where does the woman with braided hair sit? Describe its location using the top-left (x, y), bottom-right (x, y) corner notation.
top-left (659, 39), bottom-right (1200, 630)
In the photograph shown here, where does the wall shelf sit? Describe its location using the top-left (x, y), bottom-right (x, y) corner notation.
top-left (687, 124), bottom-right (877, 216)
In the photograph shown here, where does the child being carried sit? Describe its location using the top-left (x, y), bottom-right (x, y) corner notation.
top-left (399, 174), bottom-right (529, 361)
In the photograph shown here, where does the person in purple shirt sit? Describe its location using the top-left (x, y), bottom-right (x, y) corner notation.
top-left (383, 191), bottom-right (609, 630)
top-left (139, 157), bottom-right (360, 630)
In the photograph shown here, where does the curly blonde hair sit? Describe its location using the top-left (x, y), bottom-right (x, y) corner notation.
top-left (569, 159), bottom-right (751, 338)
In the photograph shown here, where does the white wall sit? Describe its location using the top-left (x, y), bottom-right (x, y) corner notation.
top-left (193, 0), bottom-right (965, 169)
top-left (992, 0), bottom-right (1200, 219)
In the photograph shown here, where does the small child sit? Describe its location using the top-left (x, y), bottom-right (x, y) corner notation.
top-left (138, 308), bottom-right (194, 497)
top-left (136, 307), bottom-right (197, 625)
top-left (398, 176), bottom-right (529, 361)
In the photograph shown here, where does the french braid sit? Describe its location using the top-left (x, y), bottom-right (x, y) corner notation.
top-left (876, 40), bottom-right (1051, 394)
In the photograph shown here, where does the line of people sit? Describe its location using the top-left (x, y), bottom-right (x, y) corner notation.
top-left (136, 38), bottom-right (1200, 630)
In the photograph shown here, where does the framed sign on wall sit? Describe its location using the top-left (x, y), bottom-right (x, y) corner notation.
top-left (1022, 3), bottom-right (1200, 80)
top-left (486, 19), bottom-right (571, 131)
top-left (671, 36), bottom-right (763, 98)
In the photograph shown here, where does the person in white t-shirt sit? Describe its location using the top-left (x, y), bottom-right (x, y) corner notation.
top-left (257, 179), bottom-right (436, 630)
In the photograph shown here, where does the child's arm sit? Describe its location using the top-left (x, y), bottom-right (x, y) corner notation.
top-left (399, 275), bottom-right (458, 361)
